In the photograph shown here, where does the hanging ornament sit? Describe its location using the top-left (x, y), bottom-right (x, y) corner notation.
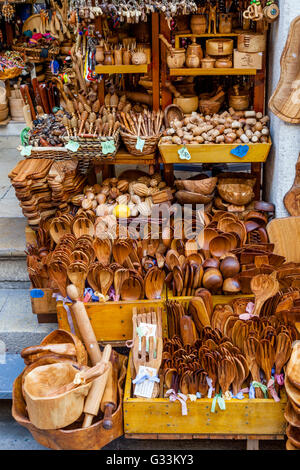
top-left (2, 1), bottom-right (15, 22)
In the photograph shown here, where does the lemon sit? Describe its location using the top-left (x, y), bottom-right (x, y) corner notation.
top-left (113, 204), bottom-right (130, 218)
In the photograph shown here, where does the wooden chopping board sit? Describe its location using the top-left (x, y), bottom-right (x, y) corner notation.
top-left (267, 216), bottom-right (300, 263)
top-left (269, 16), bottom-right (300, 124)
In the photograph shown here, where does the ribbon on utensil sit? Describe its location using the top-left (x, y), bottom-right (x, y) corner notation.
top-left (166, 389), bottom-right (188, 416)
top-left (211, 393), bottom-right (226, 413)
top-left (249, 381), bottom-right (268, 399)
top-left (52, 293), bottom-right (75, 335)
top-left (187, 394), bottom-right (197, 402)
top-left (132, 372), bottom-right (160, 385)
top-left (206, 376), bottom-right (215, 398)
top-left (275, 373), bottom-right (284, 386)
top-left (267, 378), bottom-right (280, 402)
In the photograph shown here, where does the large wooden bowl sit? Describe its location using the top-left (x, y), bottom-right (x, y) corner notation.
top-left (12, 354), bottom-right (127, 450)
top-left (217, 183), bottom-right (255, 205)
top-left (175, 177), bottom-right (217, 195)
top-left (21, 329), bottom-right (88, 366)
top-left (175, 190), bottom-right (214, 205)
top-left (23, 362), bottom-right (91, 430)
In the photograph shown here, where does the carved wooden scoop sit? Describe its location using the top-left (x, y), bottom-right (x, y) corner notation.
top-left (250, 273), bottom-right (279, 316)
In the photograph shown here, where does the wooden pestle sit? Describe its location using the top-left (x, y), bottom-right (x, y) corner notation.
top-left (67, 285), bottom-right (102, 365)
top-left (82, 344), bottom-right (112, 428)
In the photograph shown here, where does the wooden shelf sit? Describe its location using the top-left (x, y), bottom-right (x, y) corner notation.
top-left (175, 33), bottom-right (239, 48)
top-left (159, 140), bottom-right (272, 164)
top-left (95, 64), bottom-right (148, 75)
top-left (169, 68), bottom-right (257, 76)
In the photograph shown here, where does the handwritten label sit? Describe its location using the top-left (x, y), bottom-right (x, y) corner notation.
top-left (135, 136), bottom-right (145, 152)
top-left (230, 144), bottom-right (249, 158)
top-left (178, 146), bottom-right (191, 161)
top-left (134, 366), bottom-right (158, 398)
top-left (20, 145), bottom-right (32, 157)
top-left (65, 140), bottom-right (80, 152)
top-left (30, 289), bottom-right (45, 299)
top-left (101, 140), bottom-right (116, 155)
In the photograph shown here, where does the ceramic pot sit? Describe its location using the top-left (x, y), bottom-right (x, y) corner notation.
top-left (191, 15), bottom-right (207, 34)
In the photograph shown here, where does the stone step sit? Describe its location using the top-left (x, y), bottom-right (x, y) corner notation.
top-left (0, 288), bottom-right (56, 355)
top-left (0, 218), bottom-right (29, 287)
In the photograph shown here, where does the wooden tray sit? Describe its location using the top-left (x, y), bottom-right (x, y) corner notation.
top-left (269, 15), bottom-right (300, 124)
top-left (124, 352), bottom-right (287, 437)
top-left (30, 288), bottom-right (57, 323)
top-left (159, 139), bottom-right (272, 164)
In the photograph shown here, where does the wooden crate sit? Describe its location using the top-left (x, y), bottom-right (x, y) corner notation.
top-left (159, 139), bottom-right (272, 164)
top-left (30, 288), bottom-right (57, 323)
top-left (123, 354), bottom-right (287, 440)
top-left (57, 299), bottom-right (168, 345)
top-left (166, 292), bottom-right (253, 305)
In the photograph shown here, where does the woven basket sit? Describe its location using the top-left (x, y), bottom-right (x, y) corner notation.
top-left (23, 146), bottom-right (73, 161)
top-left (0, 67), bottom-right (22, 80)
top-left (12, 45), bottom-right (59, 61)
top-left (120, 131), bottom-right (160, 156)
top-left (64, 131), bottom-right (120, 163)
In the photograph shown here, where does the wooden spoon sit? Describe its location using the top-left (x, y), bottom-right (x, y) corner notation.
top-left (93, 238), bottom-right (111, 265)
top-left (251, 273), bottom-right (280, 316)
top-left (243, 336), bottom-right (264, 398)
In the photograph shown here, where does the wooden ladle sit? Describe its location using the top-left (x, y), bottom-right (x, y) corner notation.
top-left (250, 273), bottom-right (280, 316)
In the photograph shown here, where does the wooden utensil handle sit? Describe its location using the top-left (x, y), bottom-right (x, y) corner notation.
top-left (67, 284), bottom-right (102, 365)
top-left (102, 403), bottom-right (114, 430)
top-left (39, 84), bottom-right (51, 114)
top-left (83, 347), bottom-right (112, 428)
top-left (20, 85), bottom-right (36, 120)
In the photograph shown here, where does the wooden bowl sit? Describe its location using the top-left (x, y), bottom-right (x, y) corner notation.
top-left (175, 190), bottom-right (214, 205)
top-left (23, 362), bottom-right (91, 430)
top-left (209, 235), bottom-right (231, 258)
top-left (222, 277), bottom-right (241, 294)
top-left (199, 99), bottom-right (222, 115)
top-left (164, 104), bottom-right (184, 128)
top-left (217, 183), bottom-right (255, 205)
top-left (175, 177), bottom-right (217, 195)
top-left (202, 268), bottom-right (223, 292)
top-left (220, 255), bottom-right (240, 278)
top-left (174, 95), bottom-right (199, 114)
top-left (206, 38), bottom-right (233, 56)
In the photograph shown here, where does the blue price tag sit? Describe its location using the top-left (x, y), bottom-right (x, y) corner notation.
top-left (230, 145), bottom-right (249, 158)
top-left (30, 289), bottom-right (45, 299)
top-left (178, 146), bottom-right (191, 161)
top-left (65, 140), bottom-right (80, 152)
top-left (135, 136), bottom-right (145, 152)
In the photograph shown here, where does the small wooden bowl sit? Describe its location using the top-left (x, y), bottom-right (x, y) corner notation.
top-left (220, 256), bottom-right (240, 278)
top-left (222, 277), bottom-right (241, 294)
top-left (218, 183), bottom-right (255, 205)
top-left (209, 235), bottom-right (231, 258)
top-left (175, 177), bottom-right (217, 195)
top-left (175, 190), bottom-right (214, 205)
top-left (202, 268), bottom-right (223, 292)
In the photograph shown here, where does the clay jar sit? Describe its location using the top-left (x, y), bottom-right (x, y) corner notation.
top-left (191, 14), bottom-right (207, 34)
top-left (104, 51), bottom-right (114, 66)
top-left (167, 49), bottom-right (186, 69)
top-left (219, 13), bottom-right (232, 34)
top-left (186, 37), bottom-right (203, 64)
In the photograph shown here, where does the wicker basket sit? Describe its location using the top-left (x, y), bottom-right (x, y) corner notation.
top-left (12, 44), bottom-right (59, 61)
top-left (23, 146), bottom-right (73, 161)
top-left (0, 67), bottom-right (22, 80)
top-left (120, 131), bottom-right (160, 156)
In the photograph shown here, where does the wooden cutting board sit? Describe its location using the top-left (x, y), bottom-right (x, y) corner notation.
top-left (269, 16), bottom-right (300, 123)
top-left (267, 216), bottom-right (300, 263)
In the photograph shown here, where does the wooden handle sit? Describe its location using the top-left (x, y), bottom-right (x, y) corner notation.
top-left (100, 352), bottom-right (119, 429)
top-left (23, 104), bottom-right (33, 128)
top-left (20, 85), bottom-right (36, 120)
top-left (39, 84), bottom-right (51, 114)
top-left (158, 34), bottom-right (173, 52)
top-left (211, 90), bottom-right (225, 102)
top-left (32, 78), bottom-right (43, 109)
top-left (83, 345), bottom-right (112, 428)
top-left (67, 284), bottom-right (102, 365)
top-left (21, 343), bottom-right (76, 359)
top-left (165, 81), bottom-right (181, 98)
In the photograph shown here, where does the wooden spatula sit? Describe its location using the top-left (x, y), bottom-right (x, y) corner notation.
top-left (243, 336), bottom-right (264, 398)
top-left (251, 273), bottom-right (280, 316)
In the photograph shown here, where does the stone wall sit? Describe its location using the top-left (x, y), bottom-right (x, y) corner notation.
top-left (265, 1), bottom-right (300, 217)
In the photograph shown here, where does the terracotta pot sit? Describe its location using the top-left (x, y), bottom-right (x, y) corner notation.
top-left (219, 13), bottom-right (232, 33)
top-left (191, 15), bottom-right (207, 34)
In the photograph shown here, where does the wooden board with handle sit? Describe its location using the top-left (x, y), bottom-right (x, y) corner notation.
top-left (267, 216), bottom-right (300, 263)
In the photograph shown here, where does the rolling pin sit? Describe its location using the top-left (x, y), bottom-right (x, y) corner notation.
top-left (82, 344), bottom-right (112, 428)
top-left (67, 285), bottom-right (102, 365)
top-left (101, 351), bottom-right (119, 430)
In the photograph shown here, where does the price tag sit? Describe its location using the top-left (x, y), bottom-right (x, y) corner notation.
top-left (101, 140), bottom-right (116, 155)
top-left (135, 136), bottom-right (145, 152)
top-left (230, 145), bottom-right (249, 158)
top-left (65, 140), bottom-right (80, 152)
top-left (20, 145), bottom-right (32, 157)
top-left (30, 288), bottom-right (45, 299)
top-left (134, 366), bottom-right (158, 398)
top-left (178, 146), bottom-right (191, 161)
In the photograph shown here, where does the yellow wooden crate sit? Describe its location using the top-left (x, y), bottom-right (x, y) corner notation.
top-left (123, 353), bottom-right (287, 437)
top-left (166, 292), bottom-right (253, 305)
top-left (57, 299), bottom-right (168, 344)
top-left (159, 139), bottom-right (272, 164)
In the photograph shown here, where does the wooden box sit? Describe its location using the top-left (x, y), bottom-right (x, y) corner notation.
top-left (30, 288), bottom-right (57, 323)
top-left (234, 49), bottom-right (263, 70)
top-left (57, 299), bottom-right (168, 345)
top-left (123, 355), bottom-right (287, 438)
top-left (159, 139), bottom-right (272, 164)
